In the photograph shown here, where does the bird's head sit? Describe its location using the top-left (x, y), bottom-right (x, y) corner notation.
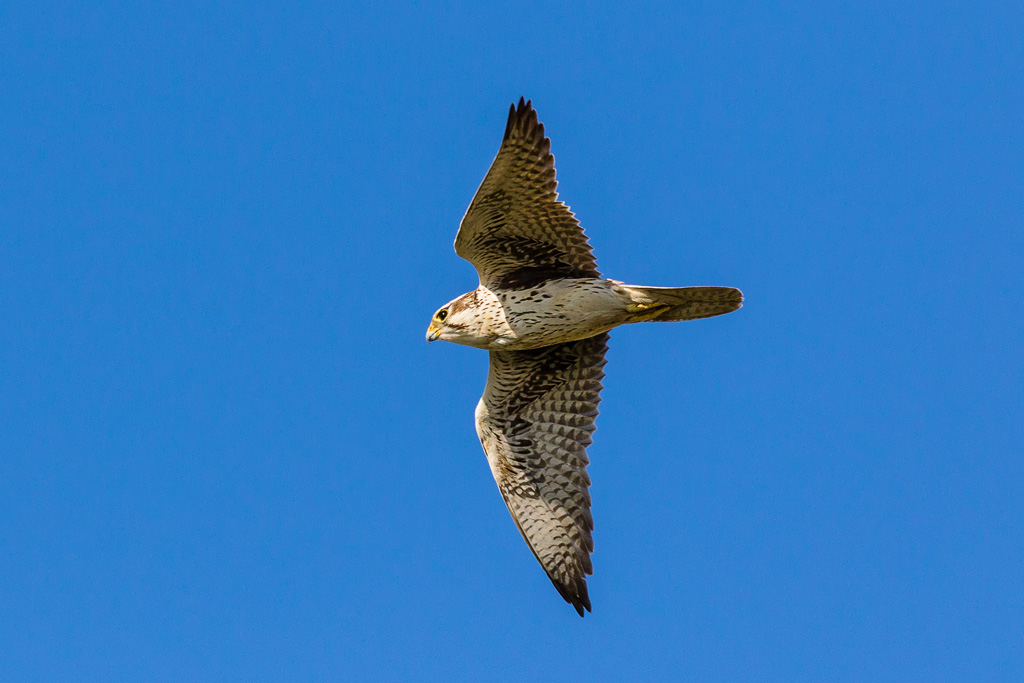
top-left (425, 291), bottom-right (490, 347)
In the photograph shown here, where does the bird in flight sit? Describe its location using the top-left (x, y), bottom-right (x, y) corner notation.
top-left (426, 98), bottom-right (742, 616)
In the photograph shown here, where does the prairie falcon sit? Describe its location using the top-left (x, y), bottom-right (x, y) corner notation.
top-left (426, 98), bottom-right (742, 616)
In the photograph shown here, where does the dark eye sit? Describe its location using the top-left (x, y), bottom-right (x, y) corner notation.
top-left (436, 309), bottom-right (448, 322)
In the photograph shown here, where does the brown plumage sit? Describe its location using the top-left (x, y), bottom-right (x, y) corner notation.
top-left (427, 98), bottom-right (742, 616)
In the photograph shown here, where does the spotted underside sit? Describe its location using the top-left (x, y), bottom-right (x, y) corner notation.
top-left (452, 100), bottom-right (609, 614)
top-left (442, 98), bottom-right (741, 616)
top-left (476, 333), bottom-right (608, 616)
top-left (454, 98), bottom-right (600, 291)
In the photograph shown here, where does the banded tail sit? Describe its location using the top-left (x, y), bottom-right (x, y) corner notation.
top-left (621, 285), bottom-right (743, 323)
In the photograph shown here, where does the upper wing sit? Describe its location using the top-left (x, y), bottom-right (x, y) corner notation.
top-left (475, 333), bottom-right (608, 616)
top-left (455, 98), bottom-right (600, 291)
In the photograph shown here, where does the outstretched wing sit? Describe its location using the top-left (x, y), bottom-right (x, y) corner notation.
top-left (455, 98), bottom-right (600, 291)
top-left (474, 333), bottom-right (608, 616)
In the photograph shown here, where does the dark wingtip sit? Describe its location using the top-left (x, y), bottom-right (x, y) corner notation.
top-left (503, 101), bottom-right (517, 140)
top-left (563, 580), bottom-right (591, 617)
top-left (517, 96), bottom-right (530, 115)
top-left (503, 97), bottom-right (537, 141)
top-left (577, 594), bottom-right (592, 617)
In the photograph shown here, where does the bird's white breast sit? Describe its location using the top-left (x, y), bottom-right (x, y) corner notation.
top-left (478, 279), bottom-right (630, 350)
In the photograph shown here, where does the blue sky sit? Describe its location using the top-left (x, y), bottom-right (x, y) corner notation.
top-left (2, 2), bottom-right (1022, 681)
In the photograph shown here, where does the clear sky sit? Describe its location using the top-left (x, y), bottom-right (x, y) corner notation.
top-left (2, 2), bottom-right (1022, 681)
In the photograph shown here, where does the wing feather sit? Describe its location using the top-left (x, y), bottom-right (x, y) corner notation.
top-left (475, 333), bottom-right (608, 616)
top-left (455, 98), bottom-right (600, 291)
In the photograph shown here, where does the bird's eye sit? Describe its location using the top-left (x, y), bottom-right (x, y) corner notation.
top-left (436, 309), bottom-right (448, 322)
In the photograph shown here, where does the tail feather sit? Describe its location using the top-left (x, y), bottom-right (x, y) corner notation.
top-left (621, 285), bottom-right (743, 323)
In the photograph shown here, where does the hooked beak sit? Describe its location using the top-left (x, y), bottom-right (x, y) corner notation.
top-left (426, 325), bottom-right (441, 343)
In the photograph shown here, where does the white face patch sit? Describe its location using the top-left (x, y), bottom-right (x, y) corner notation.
top-left (429, 287), bottom-right (509, 349)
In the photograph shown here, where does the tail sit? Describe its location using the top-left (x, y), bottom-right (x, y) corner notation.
top-left (620, 285), bottom-right (743, 323)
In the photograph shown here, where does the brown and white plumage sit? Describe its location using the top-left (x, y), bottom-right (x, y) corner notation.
top-left (476, 333), bottom-right (608, 615)
top-left (454, 99), bottom-right (600, 292)
top-left (427, 98), bottom-right (742, 616)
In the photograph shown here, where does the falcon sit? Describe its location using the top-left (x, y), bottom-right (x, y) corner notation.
top-left (426, 98), bottom-right (742, 616)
